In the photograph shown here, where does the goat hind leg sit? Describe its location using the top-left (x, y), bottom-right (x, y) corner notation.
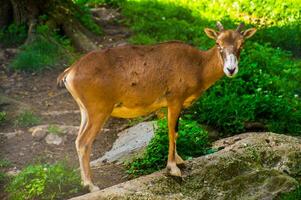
top-left (76, 110), bottom-right (110, 192)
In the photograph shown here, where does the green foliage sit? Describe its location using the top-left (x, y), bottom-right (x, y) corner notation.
top-left (0, 24), bottom-right (27, 47)
top-left (191, 43), bottom-right (301, 135)
top-left (0, 112), bottom-right (7, 126)
top-left (127, 118), bottom-right (209, 176)
top-left (6, 163), bottom-right (84, 200)
top-left (75, 4), bottom-right (102, 34)
top-left (280, 186), bottom-right (301, 200)
top-left (0, 172), bottom-right (7, 184)
top-left (10, 36), bottom-right (64, 72)
top-left (14, 110), bottom-right (41, 127)
top-left (121, 0), bottom-right (301, 54)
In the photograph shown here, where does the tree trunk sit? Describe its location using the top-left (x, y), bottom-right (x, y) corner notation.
top-left (9, 0), bottom-right (28, 25)
top-left (5, 0), bottom-right (100, 52)
top-left (0, 0), bottom-right (13, 28)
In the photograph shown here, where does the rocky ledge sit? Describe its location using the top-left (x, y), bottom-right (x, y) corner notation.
top-left (70, 132), bottom-right (301, 200)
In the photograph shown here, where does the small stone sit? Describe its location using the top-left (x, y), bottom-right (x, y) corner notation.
top-left (6, 168), bottom-right (21, 176)
top-left (45, 134), bottom-right (63, 145)
top-left (31, 127), bottom-right (47, 139)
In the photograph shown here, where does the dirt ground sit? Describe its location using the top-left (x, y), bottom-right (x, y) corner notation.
top-left (0, 6), bottom-right (133, 198)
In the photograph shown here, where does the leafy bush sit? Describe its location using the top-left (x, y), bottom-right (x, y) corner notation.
top-left (191, 43), bottom-right (301, 136)
top-left (6, 163), bottom-right (84, 200)
top-left (14, 110), bottom-right (41, 127)
top-left (127, 118), bottom-right (210, 176)
top-left (0, 24), bottom-right (27, 47)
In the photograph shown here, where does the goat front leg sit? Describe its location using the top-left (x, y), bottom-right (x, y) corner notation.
top-left (166, 102), bottom-right (182, 176)
top-left (175, 119), bottom-right (184, 166)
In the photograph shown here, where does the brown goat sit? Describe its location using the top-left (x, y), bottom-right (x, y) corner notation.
top-left (57, 22), bottom-right (256, 192)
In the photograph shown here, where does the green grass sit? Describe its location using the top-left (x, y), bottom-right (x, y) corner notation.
top-left (121, 0), bottom-right (301, 54)
top-left (126, 118), bottom-right (210, 176)
top-left (47, 125), bottom-right (63, 136)
top-left (280, 186), bottom-right (301, 200)
top-left (75, 4), bottom-right (102, 34)
top-left (14, 110), bottom-right (41, 127)
top-left (0, 159), bottom-right (11, 168)
top-left (6, 163), bottom-right (85, 200)
top-left (10, 37), bottom-right (64, 72)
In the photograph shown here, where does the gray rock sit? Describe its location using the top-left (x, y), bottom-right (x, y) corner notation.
top-left (45, 134), bottom-right (63, 145)
top-left (71, 132), bottom-right (301, 200)
top-left (91, 121), bottom-right (155, 166)
top-left (6, 167), bottom-right (21, 176)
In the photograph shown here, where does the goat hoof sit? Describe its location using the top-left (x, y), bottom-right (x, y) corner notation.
top-left (83, 183), bottom-right (100, 193)
top-left (175, 154), bottom-right (185, 166)
top-left (167, 165), bottom-right (182, 177)
top-left (89, 185), bottom-right (100, 193)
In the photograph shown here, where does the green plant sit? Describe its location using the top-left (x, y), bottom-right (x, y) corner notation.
top-left (10, 37), bottom-right (64, 72)
top-left (47, 125), bottom-right (63, 136)
top-left (0, 23), bottom-right (27, 47)
top-left (191, 43), bottom-right (301, 136)
top-left (0, 172), bottom-right (8, 185)
top-left (126, 118), bottom-right (210, 176)
top-left (75, 4), bottom-right (102, 34)
top-left (0, 159), bottom-right (11, 168)
top-left (14, 110), bottom-right (41, 127)
top-left (280, 186), bottom-right (301, 200)
top-left (0, 112), bottom-right (6, 126)
top-left (6, 163), bottom-right (84, 200)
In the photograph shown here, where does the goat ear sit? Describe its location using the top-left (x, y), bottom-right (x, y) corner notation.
top-left (204, 28), bottom-right (218, 40)
top-left (242, 28), bottom-right (257, 39)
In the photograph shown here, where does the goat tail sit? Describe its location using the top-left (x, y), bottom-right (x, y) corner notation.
top-left (57, 67), bottom-right (71, 88)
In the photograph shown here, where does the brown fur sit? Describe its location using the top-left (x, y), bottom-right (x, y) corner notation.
top-left (57, 24), bottom-right (256, 192)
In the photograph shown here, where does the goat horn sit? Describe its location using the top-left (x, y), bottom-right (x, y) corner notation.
top-left (216, 21), bottom-right (224, 31)
top-left (236, 23), bottom-right (245, 32)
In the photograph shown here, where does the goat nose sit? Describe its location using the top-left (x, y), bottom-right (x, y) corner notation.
top-left (227, 68), bottom-right (236, 75)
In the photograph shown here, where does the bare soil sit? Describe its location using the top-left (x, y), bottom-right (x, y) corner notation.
top-left (0, 6), bottom-right (132, 199)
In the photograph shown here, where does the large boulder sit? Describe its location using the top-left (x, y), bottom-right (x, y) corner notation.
top-left (91, 121), bottom-right (155, 165)
top-left (70, 132), bottom-right (301, 200)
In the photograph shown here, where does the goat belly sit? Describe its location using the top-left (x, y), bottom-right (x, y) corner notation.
top-left (111, 99), bottom-right (167, 118)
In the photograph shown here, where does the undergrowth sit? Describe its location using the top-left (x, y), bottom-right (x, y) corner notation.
top-left (126, 118), bottom-right (210, 176)
top-left (10, 23), bottom-right (76, 72)
top-left (6, 163), bottom-right (84, 200)
top-left (0, 24), bottom-right (27, 47)
top-left (14, 110), bottom-right (41, 127)
top-left (280, 185), bottom-right (301, 200)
